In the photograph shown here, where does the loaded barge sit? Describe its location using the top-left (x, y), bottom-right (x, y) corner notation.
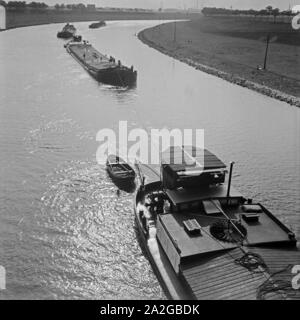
top-left (134, 146), bottom-right (300, 300)
top-left (65, 41), bottom-right (137, 87)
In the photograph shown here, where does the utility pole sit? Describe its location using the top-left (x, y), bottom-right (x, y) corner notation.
top-left (263, 34), bottom-right (270, 70)
top-left (173, 21), bottom-right (177, 42)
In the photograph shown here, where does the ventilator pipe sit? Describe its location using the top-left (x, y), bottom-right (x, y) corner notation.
top-left (226, 161), bottom-right (235, 202)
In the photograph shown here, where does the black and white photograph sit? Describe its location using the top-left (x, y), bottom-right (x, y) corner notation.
top-left (0, 0), bottom-right (299, 307)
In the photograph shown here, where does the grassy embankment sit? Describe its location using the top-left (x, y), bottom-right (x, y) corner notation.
top-left (139, 17), bottom-right (300, 106)
top-left (4, 9), bottom-right (196, 29)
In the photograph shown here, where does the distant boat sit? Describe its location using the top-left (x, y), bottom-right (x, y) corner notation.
top-left (65, 40), bottom-right (137, 87)
top-left (57, 23), bottom-right (76, 39)
top-left (106, 155), bottom-right (136, 184)
top-left (89, 21), bottom-right (106, 29)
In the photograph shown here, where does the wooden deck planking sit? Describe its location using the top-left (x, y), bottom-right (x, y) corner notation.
top-left (189, 269), bottom-right (258, 291)
top-left (191, 276), bottom-right (265, 298)
top-left (251, 247), bottom-right (300, 273)
top-left (182, 250), bottom-right (245, 277)
top-left (184, 262), bottom-right (251, 281)
top-left (181, 248), bottom-right (267, 300)
top-left (194, 278), bottom-right (265, 300)
top-left (181, 246), bottom-right (300, 300)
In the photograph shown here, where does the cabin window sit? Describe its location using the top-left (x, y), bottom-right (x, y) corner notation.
top-left (219, 198), bottom-right (240, 207)
top-left (172, 203), bottom-right (178, 212)
top-left (180, 204), bottom-right (189, 212)
top-left (191, 202), bottom-right (199, 212)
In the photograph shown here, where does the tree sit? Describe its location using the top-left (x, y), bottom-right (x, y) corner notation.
top-left (7, 1), bottom-right (26, 9)
top-left (272, 8), bottom-right (280, 23)
top-left (27, 2), bottom-right (48, 9)
top-left (266, 5), bottom-right (273, 12)
top-left (266, 5), bottom-right (273, 17)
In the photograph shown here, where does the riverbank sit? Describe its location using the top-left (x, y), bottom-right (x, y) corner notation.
top-left (5, 9), bottom-right (196, 30)
top-left (138, 18), bottom-right (300, 107)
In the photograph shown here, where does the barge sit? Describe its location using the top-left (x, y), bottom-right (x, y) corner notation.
top-left (57, 23), bottom-right (76, 39)
top-left (66, 41), bottom-right (137, 87)
top-left (134, 146), bottom-right (300, 300)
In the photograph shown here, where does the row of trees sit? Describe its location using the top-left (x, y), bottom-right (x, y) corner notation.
top-left (54, 4), bottom-right (95, 10)
top-left (202, 6), bottom-right (295, 18)
top-left (0, 1), bottom-right (48, 9)
top-left (0, 2), bottom-right (96, 10)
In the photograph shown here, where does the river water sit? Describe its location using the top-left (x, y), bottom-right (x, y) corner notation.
top-left (0, 20), bottom-right (299, 299)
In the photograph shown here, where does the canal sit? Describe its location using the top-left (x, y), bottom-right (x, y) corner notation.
top-left (0, 20), bottom-right (299, 299)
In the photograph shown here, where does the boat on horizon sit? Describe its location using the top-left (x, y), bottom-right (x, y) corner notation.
top-left (57, 23), bottom-right (76, 39)
top-left (134, 146), bottom-right (300, 300)
top-left (65, 40), bottom-right (137, 87)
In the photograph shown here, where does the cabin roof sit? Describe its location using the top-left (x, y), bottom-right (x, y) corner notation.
top-left (161, 146), bottom-right (226, 172)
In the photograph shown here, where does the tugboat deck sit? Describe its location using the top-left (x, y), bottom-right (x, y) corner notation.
top-left (180, 247), bottom-right (300, 300)
top-left (134, 148), bottom-right (300, 300)
top-left (158, 207), bottom-right (294, 257)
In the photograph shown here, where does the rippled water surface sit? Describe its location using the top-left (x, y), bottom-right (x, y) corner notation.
top-left (0, 21), bottom-right (299, 299)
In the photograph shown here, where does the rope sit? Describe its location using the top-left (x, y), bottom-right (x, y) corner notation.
top-left (201, 227), bottom-right (245, 262)
top-left (234, 252), bottom-right (269, 273)
top-left (209, 220), bottom-right (247, 244)
top-left (257, 265), bottom-right (296, 300)
top-left (212, 200), bottom-right (247, 242)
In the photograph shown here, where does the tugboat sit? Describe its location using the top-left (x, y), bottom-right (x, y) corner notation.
top-left (65, 40), bottom-right (137, 87)
top-left (72, 35), bottom-right (82, 42)
top-left (57, 23), bottom-right (76, 39)
top-left (89, 20), bottom-right (106, 29)
top-left (134, 146), bottom-right (300, 300)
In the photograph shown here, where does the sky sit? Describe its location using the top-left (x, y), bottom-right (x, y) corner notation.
top-left (40, 1), bottom-right (297, 11)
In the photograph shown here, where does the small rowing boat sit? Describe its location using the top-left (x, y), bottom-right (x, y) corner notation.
top-left (106, 155), bottom-right (136, 184)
